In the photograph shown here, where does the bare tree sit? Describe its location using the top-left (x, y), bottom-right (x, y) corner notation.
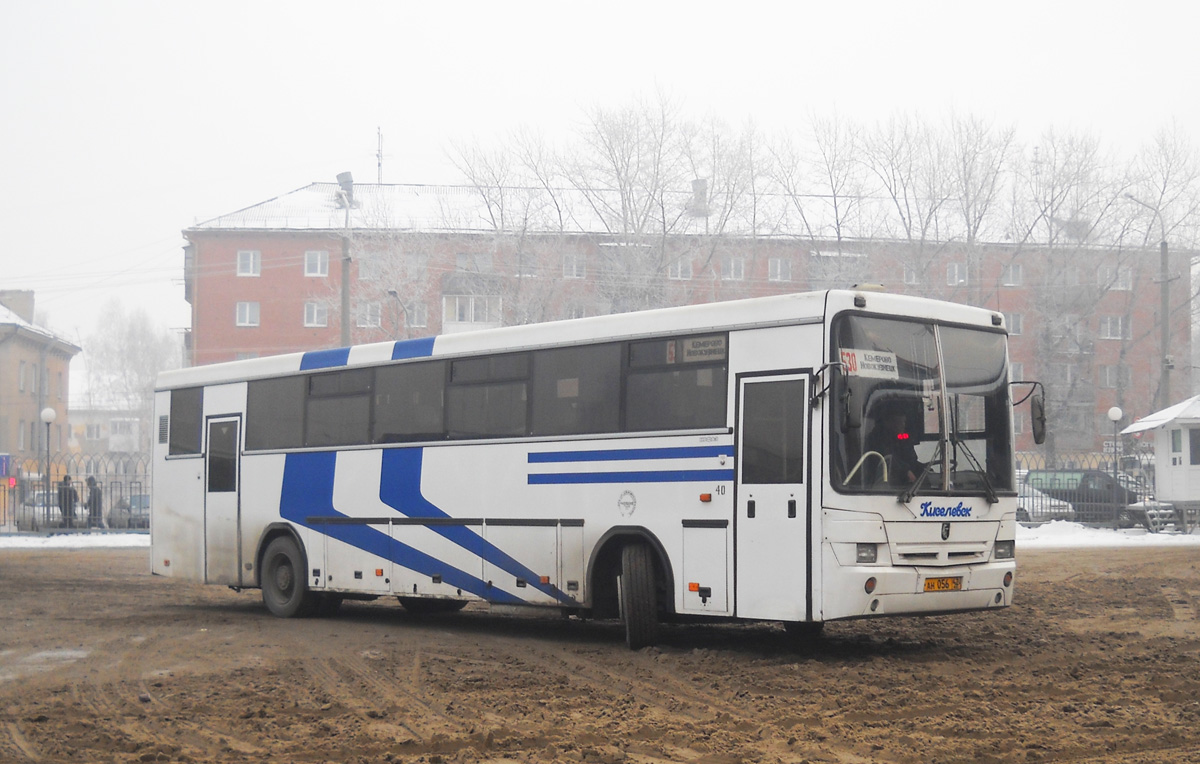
top-left (83, 299), bottom-right (181, 452)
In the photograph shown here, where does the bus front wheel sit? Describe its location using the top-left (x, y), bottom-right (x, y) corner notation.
top-left (620, 542), bottom-right (659, 650)
top-left (261, 536), bottom-right (316, 618)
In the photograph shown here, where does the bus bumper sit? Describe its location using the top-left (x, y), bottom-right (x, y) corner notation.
top-left (821, 560), bottom-right (1015, 620)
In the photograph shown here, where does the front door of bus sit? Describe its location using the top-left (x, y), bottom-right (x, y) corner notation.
top-left (735, 373), bottom-right (809, 620)
top-left (204, 416), bottom-right (242, 587)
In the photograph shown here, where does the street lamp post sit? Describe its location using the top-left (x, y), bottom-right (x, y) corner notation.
top-left (39, 407), bottom-right (56, 530)
top-left (1108, 406), bottom-right (1123, 530)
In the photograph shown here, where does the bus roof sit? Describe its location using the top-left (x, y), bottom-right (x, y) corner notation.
top-left (158, 289), bottom-right (1001, 390)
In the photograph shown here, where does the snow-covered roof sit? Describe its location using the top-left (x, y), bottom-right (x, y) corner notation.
top-left (1122, 395), bottom-right (1200, 434)
top-left (0, 304), bottom-right (80, 354)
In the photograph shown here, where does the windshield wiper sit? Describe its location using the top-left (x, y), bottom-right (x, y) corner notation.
top-left (898, 440), bottom-right (941, 504)
top-left (953, 436), bottom-right (998, 504)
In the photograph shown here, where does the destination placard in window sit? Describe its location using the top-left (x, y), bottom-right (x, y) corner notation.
top-left (840, 348), bottom-right (899, 379)
top-left (681, 336), bottom-right (726, 363)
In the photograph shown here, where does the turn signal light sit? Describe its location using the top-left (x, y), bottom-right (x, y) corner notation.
top-left (375, 569), bottom-right (384, 577)
top-left (864, 577), bottom-right (877, 594)
top-left (1003, 571), bottom-right (1013, 587)
top-left (699, 493), bottom-right (712, 503)
top-left (539, 576), bottom-right (550, 585)
top-left (688, 582), bottom-right (700, 592)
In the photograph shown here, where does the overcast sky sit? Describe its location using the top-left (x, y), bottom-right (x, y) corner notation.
top-left (2, 0), bottom-right (1197, 395)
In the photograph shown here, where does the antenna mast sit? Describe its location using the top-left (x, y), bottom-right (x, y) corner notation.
top-left (377, 127), bottom-right (383, 184)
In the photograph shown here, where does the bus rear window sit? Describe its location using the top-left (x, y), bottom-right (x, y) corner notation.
top-left (168, 387), bottom-right (203, 455)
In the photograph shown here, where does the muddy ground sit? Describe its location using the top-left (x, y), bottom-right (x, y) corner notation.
top-left (1, 546), bottom-right (1199, 763)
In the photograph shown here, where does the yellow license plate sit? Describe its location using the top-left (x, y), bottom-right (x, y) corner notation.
top-left (923, 576), bottom-right (963, 592)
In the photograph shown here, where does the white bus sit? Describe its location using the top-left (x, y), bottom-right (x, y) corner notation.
top-left (152, 289), bottom-right (1041, 648)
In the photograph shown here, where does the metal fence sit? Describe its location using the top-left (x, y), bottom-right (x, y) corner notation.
top-left (1, 452), bottom-right (151, 532)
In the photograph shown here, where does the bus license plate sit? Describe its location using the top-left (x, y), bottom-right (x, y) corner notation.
top-left (923, 576), bottom-right (963, 592)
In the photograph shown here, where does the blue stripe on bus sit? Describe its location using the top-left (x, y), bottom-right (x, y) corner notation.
top-left (391, 336), bottom-right (436, 360)
top-left (528, 469), bottom-right (735, 485)
top-left (378, 449), bottom-right (574, 604)
top-left (300, 347), bottom-right (352, 370)
top-left (279, 451), bottom-right (525, 605)
top-left (528, 445), bottom-right (733, 463)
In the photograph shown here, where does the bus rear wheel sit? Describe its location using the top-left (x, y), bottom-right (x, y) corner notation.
top-left (261, 536), bottom-right (316, 617)
top-left (620, 542), bottom-right (659, 650)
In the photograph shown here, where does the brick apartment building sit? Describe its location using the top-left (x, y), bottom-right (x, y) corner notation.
top-left (0, 291), bottom-right (80, 467)
top-left (182, 181), bottom-right (1193, 454)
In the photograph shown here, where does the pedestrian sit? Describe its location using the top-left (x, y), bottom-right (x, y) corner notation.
top-left (85, 476), bottom-right (104, 528)
top-left (57, 475), bottom-right (79, 528)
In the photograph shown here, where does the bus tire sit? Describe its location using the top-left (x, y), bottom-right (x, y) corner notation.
top-left (261, 536), bottom-right (315, 618)
top-left (620, 542), bottom-right (658, 650)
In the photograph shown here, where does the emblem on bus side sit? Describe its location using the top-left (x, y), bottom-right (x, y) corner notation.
top-left (941, 522), bottom-right (951, 540)
top-left (618, 490), bottom-right (637, 517)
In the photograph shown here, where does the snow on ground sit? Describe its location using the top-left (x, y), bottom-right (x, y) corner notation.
top-left (1, 523), bottom-right (1199, 550)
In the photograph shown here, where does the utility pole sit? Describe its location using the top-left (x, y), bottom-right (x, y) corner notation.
top-left (336, 172), bottom-right (354, 347)
top-left (1159, 238), bottom-right (1171, 410)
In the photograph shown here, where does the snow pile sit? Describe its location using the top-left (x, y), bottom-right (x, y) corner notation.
top-left (0, 533), bottom-right (150, 550)
top-left (1017, 521), bottom-right (1200, 549)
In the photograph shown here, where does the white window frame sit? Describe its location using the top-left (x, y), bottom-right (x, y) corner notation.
top-left (563, 252), bottom-right (586, 279)
top-left (720, 256), bottom-right (745, 281)
top-left (1099, 315), bottom-right (1131, 340)
top-left (668, 258), bottom-right (693, 280)
top-left (1000, 263), bottom-right (1022, 287)
top-left (902, 266), bottom-right (919, 285)
top-left (305, 250), bottom-right (329, 277)
top-left (18, 421), bottom-right (26, 452)
top-left (304, 301), bottom-right (328, 328)
top-left (946, 262), bottom-right (968, 286)
top-left (357, 254), bottom-right (381, 281)
top-left (1003, 312), bottom-right (1023, 335)
top-left (356, 301), bottom-right (382, 329)
top-left (237, 250), bottom-right (261, 277)
top-left (443, 295), bottom-right (502, 325)
top-left (1098, 265), bottom-right (1132, 291)
top-left (768, 257), bottom-right (792, 282)
top-left (18, 360), bottom-right (25, 392)
top-left (408, 302), bottom-right (428, 328)
top-left (236, 301), bottom-right (260, 327)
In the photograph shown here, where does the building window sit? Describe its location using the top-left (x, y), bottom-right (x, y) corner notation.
top-left (1099, 315), bottom-right (1131, 340)
top-left (720, 256), bottom-right (745, 281)
top-left (18, 420), bottom-right (25, 451)
top-left (563, 252), bottom-right (586, 279)
top-left (19, 360), bottom-right (25, 392)
top-left (566, 305), bottom-right (589, 320)
top-left (668, 258), bottom-right (692, 280)
top-left (515, 255), bottom-right (539, 278)
top-left (1010, 362), bottom-right (1024, 382)
top-left (235, 352), bottom-right (260, 360)
top-left (57, 372), bottom-right (63, 400)
top-left (1098, 265), bottom-right (1132, 291)
top-left (237, 250), bottom-right (261, 276)
top-left (305, 250), bottom-right (329, 277)
top-left (768, 257), bottom-right (792, 282)
top-left (1049, 363), bottom-right (1078, 386)
top-left (902, 266), bottom-right (919, 285)
top-left (86, 423), bottom-right (103, 440)
top-left (356, 301), bottom-right (382, 328)
top-left (1099, 364), bottom-right (1131, 389)
top-left (408, 303), bottom-right (428, 328)
top-left (1003, 312), bottom-right (1022, 335)
top-left (443, 295), bottom-right (502, 325)
top-left (357, 255), bottom-right (382, 281)
top-left (1049, 267), bottom-right (1081, 288)
top-left (304, 302), bottom-right (328, 328)
top-left (946, 262), bottom-right (968, 286)
top-left (236, 301), bottom-right (260, 327)
top-left (1000, 263), bottom-right (1022, 286)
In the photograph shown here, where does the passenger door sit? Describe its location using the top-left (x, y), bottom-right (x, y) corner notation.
top-left (204, 416), bottom-right (242, 586)
top-left (735, 373), bottom-right (810, 620)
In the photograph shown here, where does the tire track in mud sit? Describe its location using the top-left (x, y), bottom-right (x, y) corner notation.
top-left (2, 722), bottom-right (42, 762)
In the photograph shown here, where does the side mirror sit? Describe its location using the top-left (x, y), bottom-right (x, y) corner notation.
top-left (838, 370), bottom-right (861, 432)
top-left (1031, 393), bottom-right (1047, 445)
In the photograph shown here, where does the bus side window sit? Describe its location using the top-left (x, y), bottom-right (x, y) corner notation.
top-left (168, 387), bottom-right (204, 455)
top-left (531, 344), bottom-right (621, 436)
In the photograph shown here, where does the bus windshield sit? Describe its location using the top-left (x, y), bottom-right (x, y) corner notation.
top-left (831, 315), bottom-right (1013, 497)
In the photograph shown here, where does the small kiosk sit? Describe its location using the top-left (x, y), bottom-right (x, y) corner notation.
top-left (1122, 395), bottom-right (1200, 532)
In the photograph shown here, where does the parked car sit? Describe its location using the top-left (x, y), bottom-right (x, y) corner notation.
top-left (110, 494), bottom-right (150, 530)
top-left (1024, 469), bottom-right (1149, 528)
top-left (1016, 483), bottom-right (1075, 523)
top-left (16, 491), bottom-right (63, 530)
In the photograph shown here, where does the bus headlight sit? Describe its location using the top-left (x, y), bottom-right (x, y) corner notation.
top-left (856, 543), bottom-right (878, 564)
top-left (994, 540), bottom-right (1015, 560)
